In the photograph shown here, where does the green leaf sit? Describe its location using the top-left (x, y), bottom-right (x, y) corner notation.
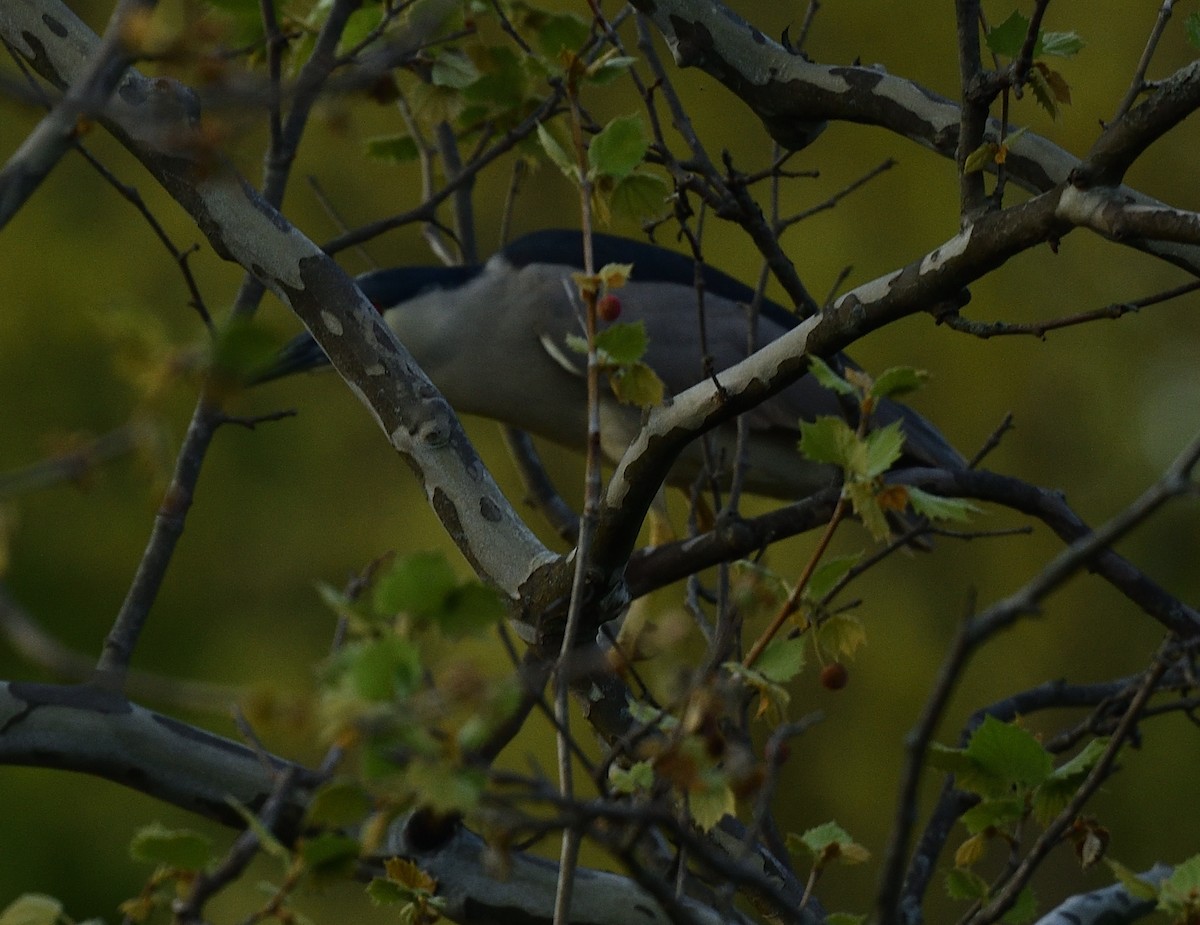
top-left (537, 122), bottom-right (578, 180)
top-left (1187, 12), bottom-right (1200, 49)
top-left (300, 834), bottom-right (361, 873)
top-left (536, 12), bottom-right (590, 56)
top-left (905, 486), bottom-right (979, 523)
top-left (985, 11), bottom-right (1029, 57)
top-left (366, 878), bottom-right (410, 905)
top-left (0, 895), bottom-right (64, 925)
top-left (305, 779), bottom-right (373, 828)
top-left (864, 420), bottom-right (905, 478)
top-left (1038, 31), bottom-right (1084, 58)
top-left (129, 823), bottom-right (214, 870)
top-left (364, 133), bottom-right (420, 164)
top-left (430, 50), bottom-right (480, 89)
top-left (826, 915), bottom-right (867, 925)
top-left (596, 320), bottom-right (649, 364)
top-left (689, 781), bottom-right (736, 832)
top-left (332, 636), bottom-right (424, 702)
top-left (846, 481), bottom-right (891, 542)
top-left (808, 356), bottom-right (856, 395)
top-left (798, 417), bottom-right (862, 470)
top-left (817, 613), bottom-right (867, 661)
top-left (586, 54), bottom-right (638, 85)
top-left (789, 822), bottom-right (870, 866)
top-left (1158, 855), bottom-right (1200, 915)
top-left (610, 172), bottom-right (670, 221)
top-left (1028, 65), bottom-right (1059, 119)
top-left (588, 114), bottom-right (648, 179)
top-left (944, 866), bottom-right (990, 901)
top-left (463, 45), bottom-right (527, 111)
top-left (964, 141), bottom-right (999, 174)
top-left (961, 797), bottom-right (1025, 835)
top-left (806, 553), bottom-right (861, 601)
top-left (610, 361), bottom-right (665, 407)
top-left (755, 635), bottom-right (807, 683)
top-left (337, 5), bottom-right (383, 55)
top-left (437, 582), bottom-right (506, 638)
top-left (405, 763), bottom-right (485, 814)
top-left (965, 715), bottom-right (1053, 790)
top-left (627, 697), bottom-right (678, 730)
top-left (1105, 860), bottom-right (1163, 902)
top-left (372, 552), bottom-right (457, 618)
top-left (211, 318), bottom-right (278, 382)
top-left (1034, 737), bottom-right (1110, 822)
top-left (870, 366), bottom-right (927, 399)
top-left (1002, 887), bottom-right (1038, 925)
top-left (608, 760), bottom-right (655, 794)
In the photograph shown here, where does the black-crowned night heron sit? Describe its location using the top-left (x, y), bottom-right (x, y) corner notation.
top-left (257, 230), bottom-right (964, 497)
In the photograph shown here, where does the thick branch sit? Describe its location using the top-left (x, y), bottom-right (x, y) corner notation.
top-left (630, 0), bottom-right (1200, 276)
top-left (0, 0), bottom-right (558, 605)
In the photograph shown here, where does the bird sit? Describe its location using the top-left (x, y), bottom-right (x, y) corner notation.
top-left (254, 229), bottom-right (964, 501)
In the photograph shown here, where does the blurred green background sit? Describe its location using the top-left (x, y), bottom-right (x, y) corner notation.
top-left (2, 0), bottom-right (1199, 920)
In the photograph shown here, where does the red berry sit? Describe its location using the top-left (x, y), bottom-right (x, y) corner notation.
top-left (597, 294), bottom-right (622, 322)
top-left (820, 662), bottom-right (849, 691)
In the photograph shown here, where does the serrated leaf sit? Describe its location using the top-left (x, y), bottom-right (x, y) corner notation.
top-left (609, 760), bottom-right (655, 794)
top-left (1038, 31), bottom-right (1084, 58)
top-left (1105, 860), bottom-right (1162, 902)
top-left (964, 141), bottom-right (1000, 174)
top-left (864, 420), bottom-right (905, 478)
top-left (799, 417), bottom-right (862, 470)
top-left (610, 361), bottom-right (665, 407)
top-left (611, 172), bottom-right (670, 221)
top-left (0, 895), bottom-right (64, 925)
top-left (1158, 855), bottom-right (1200, 911)
top-left (985, 11), bottom-right (1029, 57)
top-left (129, 823), bottom-right (214, 870)
top-left (871, 366), bottom-right (927, 399)
top-left (537, 122), bottom-right (578, 180)
top-left (689, 782), bottom-right (736, 832)
top-left (806, 553), bottom-right (861, 601)
top-left (384, 857), bottom-right (438, 893)
top-left (431, 50), bottom-right (480, 89)
top-left (588, 114), bottom-right (648, 180)
top-left (926, 741), bottom-right (978, 776)
top-left (905, 486), bottom-right (979, 523)
top-left (817, 613), bottom-right (867, 661)
top-left (944, 866), bottom-right (990, 901)
top-left (595, 320), bottom-right (649, 363)
top-left (332, 636), bottom-right (423, 702)
top-left (961, 797), bottom-right (1025, 835)
top-left (1037, 63), bottom-right (1072, 104)
top-left (846, 481), bottom-right (891, 542)
top-left (1187, 12), bottom-right (1200, 49)
top-left (366, 878), bottom-right (409, 906)
top-left (808, 356), bottom-right (856, 395)
top-left (1028, 65), bottom-right (1059, 119)
top-left (599, 262), bottom-right (634, 289)
top-left (372, 551), bottom-right (457, 618)
top-left (364, 133), bottom-right (420, 164)
top-left (793, 821), bottom-right (870, 866)
top-left (965, 715), bottom-right (1052, 790)
top-left (754, 635), bottom-right (807, 683)
top-left (627, 697), bottom-right (678, 730)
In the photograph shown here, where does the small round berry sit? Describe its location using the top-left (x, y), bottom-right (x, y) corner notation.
top-left (597, 294), bottom-right (622, 322)
top-left (819, 662), bottom-right (849, 691)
